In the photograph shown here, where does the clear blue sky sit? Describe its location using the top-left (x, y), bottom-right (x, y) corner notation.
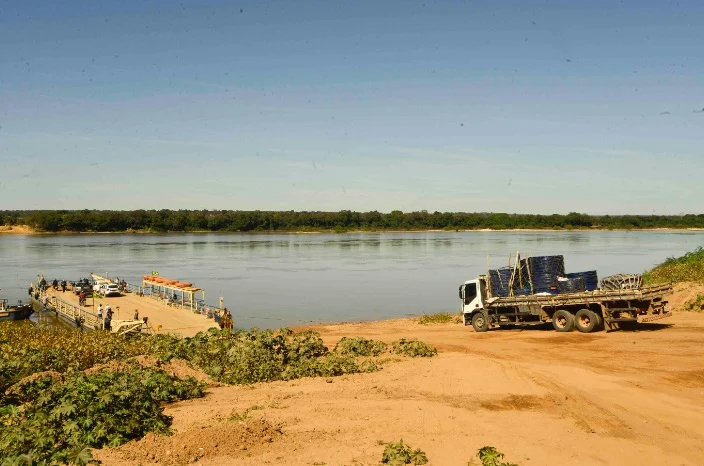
top-left (1, 0), bottom-right (702, 214)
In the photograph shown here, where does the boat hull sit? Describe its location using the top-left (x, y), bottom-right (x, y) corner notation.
top-left (0, 305), bottom-right (34, 322)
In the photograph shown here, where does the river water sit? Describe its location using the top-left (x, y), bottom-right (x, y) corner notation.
top-left (0, 231), bottom-right (701, 329)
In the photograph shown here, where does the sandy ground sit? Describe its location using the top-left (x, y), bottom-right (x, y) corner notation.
top-left (45, 287), bottom-right (216, 337)
top-left (92, 283), bottom-right (704, 466)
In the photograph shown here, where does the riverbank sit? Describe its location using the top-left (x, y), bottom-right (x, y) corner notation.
top-left (4, 280), bottom-right (703, 465)
top-left (94, 301), bottom-right (704, 465)
top-left (3, 224), bottom-right (704, 235)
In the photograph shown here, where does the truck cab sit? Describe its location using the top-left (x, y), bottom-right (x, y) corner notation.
top-left (459, 276), bottom-right (489, 329)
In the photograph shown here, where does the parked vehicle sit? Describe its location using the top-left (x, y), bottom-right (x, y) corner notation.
top-left (73, 279), bottom-right (93, 296)
top-left (98, 283), bottom-right (121, 297)
top-left (459, 276), bottom-right (671, 333)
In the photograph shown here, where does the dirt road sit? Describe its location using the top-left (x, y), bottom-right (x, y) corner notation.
top-left (95, 285), bottom-right (704, 466)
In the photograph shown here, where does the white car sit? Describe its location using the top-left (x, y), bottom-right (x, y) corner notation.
top-left (100, 283), bottom-right (121, 297)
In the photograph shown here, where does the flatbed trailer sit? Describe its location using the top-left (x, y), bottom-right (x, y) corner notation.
top-left (459, 276), bottom-right (672, 333)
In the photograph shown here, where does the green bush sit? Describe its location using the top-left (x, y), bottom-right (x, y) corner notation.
top-left (474, 446), bottom-right (518, 466)
top-left (381, 440), bottom-right (428, 465)
top-left (391, 338), bottom-right (438, 358)
top-left (334, 336), bottom-right (387, 357)
top-left (0, 366), bottom-right (205, 465)
top-left (643, 247), bottom-right (704, 284)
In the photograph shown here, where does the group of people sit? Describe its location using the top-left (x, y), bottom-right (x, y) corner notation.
top-left (217, 307), bottom-right (234, 331)
top-left (96, 304), bottom-right (115, 331)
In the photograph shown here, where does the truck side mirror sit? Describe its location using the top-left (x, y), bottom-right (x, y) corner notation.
top-left (458, 285), bottom-right (464, 300)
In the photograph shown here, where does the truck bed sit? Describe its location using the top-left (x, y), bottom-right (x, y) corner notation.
top-left (486, 283), bottom-right (672, 307)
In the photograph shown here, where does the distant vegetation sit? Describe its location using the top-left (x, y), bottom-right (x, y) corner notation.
top-left (417, 312), bottom-right (461, 325)
top-left (643, 247), bottom-right (704, 284)
top-left (2, 209), bottom-right (704, 233)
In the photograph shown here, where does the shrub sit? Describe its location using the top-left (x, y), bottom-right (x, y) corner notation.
top-left (0, 366), bottom-right (205, 465)
top-left (334, 337), bottom-right (387, 356)
top-left (391, 338), bottom-right (438, 358)
top-left (682, 293), bottom-right (704, 312)
top-left (381, 440), bottom-right (428, 465)
top-left (643, 247), bottom-right (704, 284)
top-left (474, 446), bottom-right (518, 466)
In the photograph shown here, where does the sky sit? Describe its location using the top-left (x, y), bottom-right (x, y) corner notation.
top-left (1, 0), bottom-right (703, 214)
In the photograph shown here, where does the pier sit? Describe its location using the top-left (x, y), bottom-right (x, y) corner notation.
top-left (41, 280), bottom-right (217, 337)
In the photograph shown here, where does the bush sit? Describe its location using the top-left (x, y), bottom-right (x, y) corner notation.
top-left (391, 338), bottom-right (438, 358)
top-left (474, 446), bottom-right (518, 466)
top-left (0, 366), bottom-right (205, 465)
top-left (682, 293), bottom-right (704, 312)
top-left (381, 440), bottom-right (428, 465)
top-left (0, 322), bottom-right (151, 394)
top-left (334, 337), bottom-right (387, 356)
top-left (643, 247), bottom-right (704, 284)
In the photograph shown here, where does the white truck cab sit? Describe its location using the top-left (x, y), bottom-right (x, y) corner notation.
top-left (459, 275), bottom-right (490, 329)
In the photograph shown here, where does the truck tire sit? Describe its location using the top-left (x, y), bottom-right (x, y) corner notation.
top-left (552, 309), bottom-right (575, 332)
top-left (575, 309), bottom-right (598, 333)
top-left (593, 312), bottom-right (603, 330)
top-left (471, 312), bottom-right (489, 332)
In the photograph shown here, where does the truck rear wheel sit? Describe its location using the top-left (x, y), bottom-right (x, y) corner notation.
top-left (552, 309), bottom-right (574, 332)
top-left (472, 312), bottom-right (489, 332)
top-left (575, 309), bottom-right (598, 333)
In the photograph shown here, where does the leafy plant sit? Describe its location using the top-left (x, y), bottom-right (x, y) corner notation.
top-left (475, 446), bottom-right (518, 466)
top-left (390, 338), bottom-right (438, 358)
top-left (380, 440), bottom-right (428, 465)
top-left (0, 366), bottom-right (204, 465)
top-left (334, 337), bottom-right (387, 356)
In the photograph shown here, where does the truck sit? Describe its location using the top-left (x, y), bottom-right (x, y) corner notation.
top-left (459, 275), bottom-right (672, 333)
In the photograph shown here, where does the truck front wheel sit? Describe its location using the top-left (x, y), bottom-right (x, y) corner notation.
top-left (575, 309), bottom-right (598, 333)
top-left (471, 312), bottom-right (489, 332)
top-left (552, 309), bottom-right (575, 332)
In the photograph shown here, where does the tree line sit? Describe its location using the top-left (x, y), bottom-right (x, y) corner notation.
top-left (2, 210), bottom-right (704, 233)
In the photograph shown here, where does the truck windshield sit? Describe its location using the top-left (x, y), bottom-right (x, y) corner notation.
top-left (464, 283), bottom-right (477, 304)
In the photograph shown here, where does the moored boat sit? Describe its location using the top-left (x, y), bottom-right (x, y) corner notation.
top-left (0, 298), bottom-right (34, 322)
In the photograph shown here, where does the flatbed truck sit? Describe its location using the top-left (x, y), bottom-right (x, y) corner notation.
top-left (459, 276), bottom-right (672, 333)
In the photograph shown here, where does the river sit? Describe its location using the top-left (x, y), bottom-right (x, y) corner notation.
top-left (0, 231), bottom-right (701, 329)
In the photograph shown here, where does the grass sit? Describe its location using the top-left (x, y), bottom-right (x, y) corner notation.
top-left (417, 312), bottom-right (461, 325)
top-left (643, 247), bottom-right (704, 284)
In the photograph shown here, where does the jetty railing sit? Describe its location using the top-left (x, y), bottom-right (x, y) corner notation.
top-left (45, 294), bottom-right (101, 330)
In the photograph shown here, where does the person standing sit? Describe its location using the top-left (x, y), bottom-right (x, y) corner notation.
top-left (133, 309), bottom-right (139, 320)
top-left (105, 307), bottom-right (113, 331)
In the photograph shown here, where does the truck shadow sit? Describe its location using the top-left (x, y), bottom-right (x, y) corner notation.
top-left (488, 323), bottom-right (673, 332)
top-left (610, 323), bottom-right (673, 332)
